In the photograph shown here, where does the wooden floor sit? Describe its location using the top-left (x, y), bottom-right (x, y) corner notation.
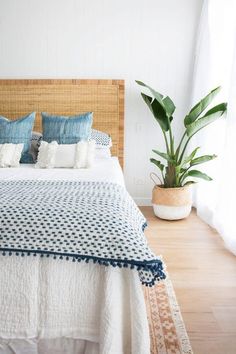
top-left (141, 207), bottom-right (236, 354)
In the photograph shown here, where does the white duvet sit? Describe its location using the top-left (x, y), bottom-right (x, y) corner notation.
top-left (0, 157), bottom-right (125, 186)
top-left (0, 158), bottom-right (150, 354)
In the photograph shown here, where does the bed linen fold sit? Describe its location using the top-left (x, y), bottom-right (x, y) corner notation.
top-left (0, 180), bottom-right (165, 286)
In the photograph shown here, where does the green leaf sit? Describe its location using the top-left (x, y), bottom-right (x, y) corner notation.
top-left (162, 96), bottom-right (176, 117)
top-left (151, 99), bottom-right (169, 131)
top-left (141, 93), bottom-right (154, 114)
top-left (150, 158), bottom-right (164, 172)
top-left (136, 80), bottom-right (147, 86)
top-left (183, 181), bottom-right (197, 186)
top-left (152, 149), bottom-right (171, 161)
top-left (183, 147), bottom-right (200, 165)
top-left (184, 87), bottom-right (221, 126)
top-left (176, 164), bottom-right (183, 173)
top-left (186, 103), bottom-right (227, 138)
top-left (190, 154), bottom-right (217, 166)
top-left (186, 170), bottom-right (213, 181)
top-left (136, 81), bottom-right (164, 106)
top-left (205, 103), bottom-right (227, 116)
top-left (141, 93), bottom-right (169, 131)
top-left (136, 81), bottom-right (176, 118)
top-left (137, 80), bottom-right (175, 128)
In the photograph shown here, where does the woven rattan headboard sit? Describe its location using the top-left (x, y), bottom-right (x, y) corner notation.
top-left (0, 79), bottom-right (124, 166)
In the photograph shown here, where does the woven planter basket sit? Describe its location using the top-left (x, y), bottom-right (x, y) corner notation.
top-left (152, 185), bottom-right (192, 220)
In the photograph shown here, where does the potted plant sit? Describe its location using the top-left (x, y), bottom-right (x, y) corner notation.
top-left (136, 81), bottom-right (227, 220)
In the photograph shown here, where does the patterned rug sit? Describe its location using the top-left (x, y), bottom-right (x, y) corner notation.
top-left (144, 277), bottom-right (193, 354)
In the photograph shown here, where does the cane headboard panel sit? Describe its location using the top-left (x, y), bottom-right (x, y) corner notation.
top-left (0, 79), bottom-right (124, 166)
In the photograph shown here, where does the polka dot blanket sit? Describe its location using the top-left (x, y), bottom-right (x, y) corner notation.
top-left (0, 180), bottom-right (166, 286)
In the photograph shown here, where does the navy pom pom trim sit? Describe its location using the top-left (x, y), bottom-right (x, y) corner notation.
top-left (0, 248), bottom-right (166, 287)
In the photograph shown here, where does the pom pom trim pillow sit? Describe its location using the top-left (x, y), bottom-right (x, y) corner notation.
top-left (0, 113), bottom-right (35, 163)
top-left (36, 140), bottom-right (95, 168)
top-left (0, 143), bottom-right (24, 167)
top-left (90, 129), bottom-right (112, 148)
top-left (42, 112), bottom-right (93, 144)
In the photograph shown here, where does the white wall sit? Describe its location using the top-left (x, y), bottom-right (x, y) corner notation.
top-left (0, 0), bottom-right (203, 204)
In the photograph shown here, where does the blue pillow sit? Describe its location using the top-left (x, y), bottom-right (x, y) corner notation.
top-left (42, 112), bottom-right (93, 144)
top-left (0, 113), bottom-right (35, 163)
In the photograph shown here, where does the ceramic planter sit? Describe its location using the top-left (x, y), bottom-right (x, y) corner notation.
top-left (152, 185), bottom-right (192, 220)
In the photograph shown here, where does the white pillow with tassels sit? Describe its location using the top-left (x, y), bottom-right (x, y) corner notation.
top-left (0, 143), bottom-right (24, 168)
top-left (35, 140), bottom-right (96, 169)
top-left (74, 140), bottom-right (95, 168)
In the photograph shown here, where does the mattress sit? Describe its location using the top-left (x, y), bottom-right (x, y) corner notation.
top-left (0, 158), bottom-right (150, 354)
top-left (0, 157), bottom-right (125, 185)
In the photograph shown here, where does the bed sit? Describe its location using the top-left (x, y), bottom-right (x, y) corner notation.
top-left (0, 80), bottom-right (165, 354)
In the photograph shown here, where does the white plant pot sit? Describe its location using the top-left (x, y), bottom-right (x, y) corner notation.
top-left (152, 185), bottom-right (192, 220)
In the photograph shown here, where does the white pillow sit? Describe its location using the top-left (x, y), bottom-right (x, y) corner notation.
top-left (0, 143), bottom-right (24, 167)
top-left (36, 140), bottom-right (96, 169)
top-left (74, 140), bottom-right (95, 168)
top-left (36, 141), bottom-right (58, 168)
top-left (95, 148), bottom-right (111, 159)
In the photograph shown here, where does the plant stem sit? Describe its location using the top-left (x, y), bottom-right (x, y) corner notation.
top-left (161, 171), bottom-right (164, 184)
top-left (175, 131), bottom-right (186, 160)
top-left (169, 129), bottom-right (174, 156)
top-left (178, 137), bottom-right (191, 164)
top-left (167, 118), bottom-right (174, 156)
top-left (163, 131), bottom-right (170, 155)
top-left (179, 165), bottom-right (191, 185)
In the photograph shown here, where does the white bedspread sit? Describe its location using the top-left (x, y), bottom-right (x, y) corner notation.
top-left (0, 157), bottom-right (125, 186)
top-left (0, 158), bottom-right (150, 354)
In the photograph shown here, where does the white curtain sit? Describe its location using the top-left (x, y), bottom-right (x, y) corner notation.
top-left (191, 0), bottom-right (236, 254)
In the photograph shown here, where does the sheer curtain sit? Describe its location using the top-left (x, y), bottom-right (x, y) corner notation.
top-left (191, 0), bottom-right (236, 254)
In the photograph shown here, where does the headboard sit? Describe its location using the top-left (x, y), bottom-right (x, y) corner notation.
top-left (0, 79), bottom-right (124, 167)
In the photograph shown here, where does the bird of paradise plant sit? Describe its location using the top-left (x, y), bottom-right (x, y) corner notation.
top-left (136, 81), bottom-right (227, 188)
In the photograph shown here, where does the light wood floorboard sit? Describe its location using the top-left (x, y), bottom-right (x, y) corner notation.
top-left (141, 207), bottom-right (236, 354)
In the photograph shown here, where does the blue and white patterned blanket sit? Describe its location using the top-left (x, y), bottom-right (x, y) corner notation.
top-left (0, 180), bottom-right (165, 286)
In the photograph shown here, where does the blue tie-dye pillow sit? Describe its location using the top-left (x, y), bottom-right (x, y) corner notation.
top-left (0, 112), bottom-right (35, 163)
top-left (42, 112), bottom-right (93, 144)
